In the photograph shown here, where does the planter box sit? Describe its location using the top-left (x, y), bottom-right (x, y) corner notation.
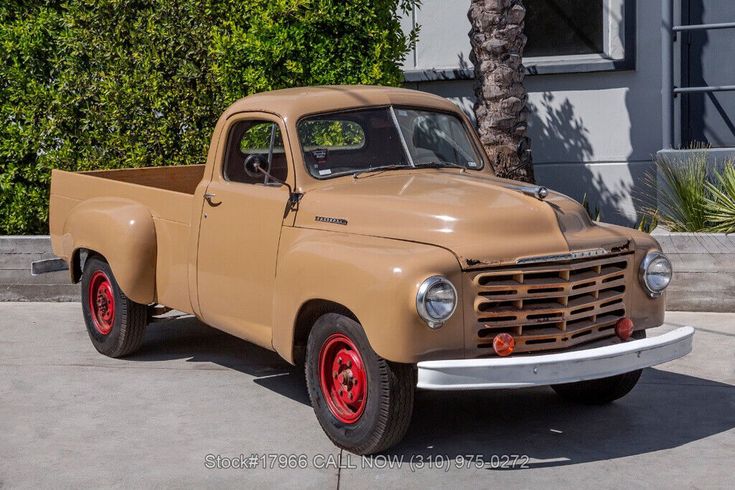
top-left (0, 236), bottom-right (79, 301)
top-left (651, 229), bottom-right (735, 312)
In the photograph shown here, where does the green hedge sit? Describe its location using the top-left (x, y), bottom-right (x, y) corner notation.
top-left (0, 0), bottom-right (418, 234)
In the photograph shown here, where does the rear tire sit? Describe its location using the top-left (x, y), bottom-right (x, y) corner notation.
top-left (551, 330), bottom-right (646, 405)
top-left (305, 313), bottom-right (415, 455)
top-left (81, 256), bottom-right (148, 358)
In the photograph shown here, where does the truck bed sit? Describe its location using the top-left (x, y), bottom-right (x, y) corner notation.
top-left (50, 165), bottom-right (206, 313)
top-left (82, 165), bottom-right (205, 195)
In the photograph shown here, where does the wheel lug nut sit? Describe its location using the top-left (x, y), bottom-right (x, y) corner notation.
top-left (348, 392), bottom-right (353, 400)
top-left (346, 360), bottom-right (352, 368)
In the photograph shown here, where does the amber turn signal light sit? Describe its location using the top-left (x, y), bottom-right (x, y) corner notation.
top-left (493, 333), bottom-right (515, 357)
top-left (615, 318), bottom-right (634, 341)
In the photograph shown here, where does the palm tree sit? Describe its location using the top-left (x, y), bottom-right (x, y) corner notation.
top-left (468, 0), bottom-right (535, 183)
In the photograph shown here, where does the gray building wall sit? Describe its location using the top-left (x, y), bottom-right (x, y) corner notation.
top-left (402, 0), bottom-right (664, 226)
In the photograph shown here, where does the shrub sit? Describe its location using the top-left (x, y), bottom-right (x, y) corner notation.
top-left (643, 151), bottom-right (735, 234)
top-left (581, 193), bottom-right (600, 221)
top-left (0, 2), bottom-right (65, 234)
top-left (652, 152), bottom-right (710, 232)
top-left (705, 162), bottom-right (735, 233)
top-left (0, 0), bottom-right (419, 234)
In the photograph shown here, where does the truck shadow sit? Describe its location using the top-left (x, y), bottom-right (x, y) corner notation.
top-left (130, 315), bottom-right (310, 406)
top-left (130, 316), bottom-right (734, 468)
top-left (390, 369), bottom-right (735, 468)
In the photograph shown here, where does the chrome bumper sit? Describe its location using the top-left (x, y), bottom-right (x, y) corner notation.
top-left (416, 326), bottom-right (694, 391)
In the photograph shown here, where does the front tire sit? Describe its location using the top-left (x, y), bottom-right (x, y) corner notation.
top-left (551, 330), bottom-right (646, 405)
top-left (81, 256), bottom-right (148, 358)
top-left (305, 313), bottom-right (415, 455)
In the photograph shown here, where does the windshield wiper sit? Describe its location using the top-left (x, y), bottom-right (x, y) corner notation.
top-left (414, 161), bottom-right (467, 170)
top-left (352, 164), bottom-right (412, 178)
top-left (352, 161), bottom-right (468, 179)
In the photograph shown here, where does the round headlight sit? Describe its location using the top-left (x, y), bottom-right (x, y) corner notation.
top-left (639, 251), bottom-right (672, 296)
top-left (416, 276), bottom-right (458, 328)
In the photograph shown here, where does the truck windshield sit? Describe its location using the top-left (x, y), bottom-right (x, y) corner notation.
top-left (297, 106), bottom-right (485, 179)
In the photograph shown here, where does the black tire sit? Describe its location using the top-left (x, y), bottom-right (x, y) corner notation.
top-left (551, 330), bottom-right (646, 405)
top-left (305, 313), bottom-right (415, 455)
top-left (81, 255), bottom-right (148, 358)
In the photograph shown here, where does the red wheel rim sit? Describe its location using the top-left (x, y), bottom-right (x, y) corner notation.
top-left (88, 270), bottom-right (115, 335)
top-left (318, 333), bottom-right (367, 424)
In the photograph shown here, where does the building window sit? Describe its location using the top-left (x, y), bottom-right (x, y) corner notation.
top-left (402, 0), bottom-right (636, 82)
top-left (525, 0), bottom-right (604, 57)
top-left (523, 0), bottom-right (634, 75)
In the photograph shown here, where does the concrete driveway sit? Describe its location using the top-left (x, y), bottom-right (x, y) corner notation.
top-left (1, 303), bottom-right (733, 489)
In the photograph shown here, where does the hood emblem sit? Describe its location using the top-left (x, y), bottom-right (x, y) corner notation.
top-left (509, 184), bottom-right (549, 200)
top-left (534, 186), bottom-right (549, 200)
top-left (315, 216), bottom-right (348, 226)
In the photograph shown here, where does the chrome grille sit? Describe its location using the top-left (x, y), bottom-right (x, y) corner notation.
top-left (467, 253), bottom-right (632, 355)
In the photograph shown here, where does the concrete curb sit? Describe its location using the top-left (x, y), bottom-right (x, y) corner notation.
top-left (652, 229), bottom-right (735, 312)
top-left (0, 236), bottom-right (79, 301)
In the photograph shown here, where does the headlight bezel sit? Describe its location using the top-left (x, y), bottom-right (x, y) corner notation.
top-left (416, 275), bottom-right (458, 329)
top-left (639, 251), bottom-right (672, 297)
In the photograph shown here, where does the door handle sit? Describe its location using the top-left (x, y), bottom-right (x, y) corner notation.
top-left (204, 192), bottom-right (222, 207)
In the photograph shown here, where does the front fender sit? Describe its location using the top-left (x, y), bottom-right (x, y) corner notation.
top-left (61, 198), bottom-right (157, 304)
top-left (623, 225), bottom-right (667, 329)
top-left (272, 227), bottom-right (465, 364)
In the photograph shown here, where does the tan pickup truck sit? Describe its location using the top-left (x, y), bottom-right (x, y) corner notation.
top-left (46, 86), bottom-right (693, 454)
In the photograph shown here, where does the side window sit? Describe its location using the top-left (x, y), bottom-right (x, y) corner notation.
top-left (224, 120), bottom-right (287, 184)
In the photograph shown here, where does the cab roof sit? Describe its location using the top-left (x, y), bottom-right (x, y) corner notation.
top-left (221, 85), bottom-right (460, 122)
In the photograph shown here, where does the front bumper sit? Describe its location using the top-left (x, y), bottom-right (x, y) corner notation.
top-left (416, 326), bottom-right (694, 390)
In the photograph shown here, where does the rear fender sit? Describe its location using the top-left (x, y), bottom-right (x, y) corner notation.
top-left (60, 198), bottom-right (157, 304)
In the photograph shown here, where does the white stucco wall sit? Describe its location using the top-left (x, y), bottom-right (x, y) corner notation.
top-left (403, 0), bottom-right (664, 225)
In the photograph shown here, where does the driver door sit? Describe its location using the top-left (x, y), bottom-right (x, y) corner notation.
top-left (196, 115), bottom-right (292, 348)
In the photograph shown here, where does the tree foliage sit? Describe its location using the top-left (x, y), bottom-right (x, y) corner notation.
top-left (0, 0), bottom-right (418, 233)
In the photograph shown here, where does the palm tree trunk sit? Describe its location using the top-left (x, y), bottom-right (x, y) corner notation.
top-left (468, 0), bottom-right (535, 183)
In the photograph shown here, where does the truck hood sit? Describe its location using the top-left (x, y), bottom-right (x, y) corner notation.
top-left (295, 170), bottom-right (633, 269)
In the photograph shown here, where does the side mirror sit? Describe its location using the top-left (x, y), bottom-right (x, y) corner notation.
top-left (241, 153), bottom-right (302, 207)
top-left (244, 154), bottom-right (269, 179)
